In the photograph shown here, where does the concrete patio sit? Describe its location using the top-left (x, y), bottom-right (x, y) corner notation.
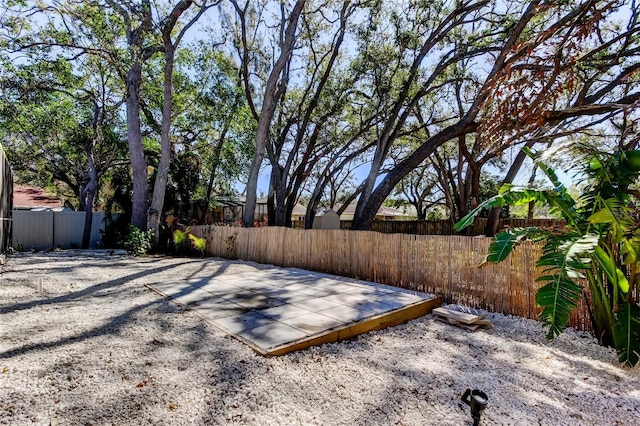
top-left (147, 266), bottom-right (440, 355)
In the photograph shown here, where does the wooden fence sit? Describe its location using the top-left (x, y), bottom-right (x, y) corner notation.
top-left (293, 218), bottom-right (567, 235)
top-left (191, 225), bottom-right (593, 331)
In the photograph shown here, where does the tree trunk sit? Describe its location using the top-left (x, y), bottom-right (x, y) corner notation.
top-left (352, 121), bottom-right (476, 230)
top-left (484, 140), bottom-right (537, 236)
top-left (202, 127), bottom-right (228, 223)
top-left (81, 161), bottom-right (98, 249)
top-left (267, 170), bottom-right (277, 226)
top-left (147, 0), bottom-right (201, 240)
top-left (415, 201), bottom-right (426, 221)
top-left (126, 60), bottom-right (149, 230)
top-left (242, 0), bottom-right (306, 227)
top-left (148, 43), bottom-right (176, 243)
top-left (353, 145), bottom-right (385, 224)
top-left (273, 168), bottom-right (287, 226)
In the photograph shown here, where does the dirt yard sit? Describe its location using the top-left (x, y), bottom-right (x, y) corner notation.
top-left (1, 250), bottom-right (639, 425)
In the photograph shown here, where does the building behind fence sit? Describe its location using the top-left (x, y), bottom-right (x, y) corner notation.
top-left (191, 225), bottom-right (595, 331)
top-left (0, 144), bottom-right (12, 259)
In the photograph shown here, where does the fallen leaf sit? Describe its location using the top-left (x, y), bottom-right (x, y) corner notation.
top-left (169, 403), bottom-right (178, 410)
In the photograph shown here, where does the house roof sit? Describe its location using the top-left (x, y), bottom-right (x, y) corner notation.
top-left (376, 205), bottom-right (408, 217)
top-left (332, 203), bottom-right (407, 217)
top-left (13, 185), bottom-right (62, 209)
top-left (292, 203), bottom-right (307, 216)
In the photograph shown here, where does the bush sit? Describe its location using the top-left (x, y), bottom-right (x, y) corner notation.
top-left (172, 228), bottom-right (189, 253)
top-left (120, 225), bottom-right (154, 256)
top-left (189, 233), bottom-right (207, 257)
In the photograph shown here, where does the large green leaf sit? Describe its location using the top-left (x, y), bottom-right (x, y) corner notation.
top-left (535, 234), bottom-right (598, 338)
top-left (482, 227), bottom-right (547, 264)
top-left (454, 189), bottom-right (546, 232)
top-left (536, 277), bottom-right (583, 339)
top-left (524, 146), bottom-right (579, 226)
top-left (588, 198), bottom-right (634, 243)
top-left (621, 237), bottom-right (640, 269)
top-left (593, 246), bottom-right (629, 294)
top-left (613, 302), bottom-right (640, 367)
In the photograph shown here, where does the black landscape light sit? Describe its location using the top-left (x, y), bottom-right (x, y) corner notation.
top-left (461, 388), bottom-right (488, 426)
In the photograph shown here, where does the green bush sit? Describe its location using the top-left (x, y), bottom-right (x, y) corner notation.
top-left (189, 233), bottom-right (207, 257)
top-left (172, 228), bottom-right (189, 251)
top-left (121, 225), bottom-right (154, 256)
top-left (456, 146), bottom-right (640, 367)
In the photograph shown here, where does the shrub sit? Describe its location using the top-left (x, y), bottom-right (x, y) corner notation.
top-left (121, 225), bottom-right (154, 256)
top-left (172, 228), bottom-right (189, 253)
top-left (456, 146), bottom-right (640, 367)
top-left (189, 233), bottom-right (207, 257)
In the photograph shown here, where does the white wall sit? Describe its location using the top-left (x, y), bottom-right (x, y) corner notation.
top-left (12, 210), bottom-right (106, 251)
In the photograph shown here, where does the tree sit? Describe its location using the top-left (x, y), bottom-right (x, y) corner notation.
top-left (456, 145), bottom-right (640, 367)
top-left (147, 0), bottom-right (213, 243)
top-left (263, 1), bottom-right (370, 227)
top-left (103, 0), bottom-right (159, 230)
top-left (0, 50), bottom-right (127, 248)
top-left (350, 0), bottom-right (495, 229)
top-left (352, 0), bottom-right (640, 230)
top-left (141, 45), bottom-right (255, 224)
top-left (225, 0), bottom-right (307, 227)
top-left (3, 1), bottom-right (217, 234)
top-left (389, 141), bottom-right (443, 221)
top-left (1, 0), bottom-right (159, 229)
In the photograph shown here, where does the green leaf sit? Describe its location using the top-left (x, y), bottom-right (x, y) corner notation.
top-left (482, 227), bottom-right (545, 264)
top-left (593, 246), bottom-right (629, 294)
top-left (498, 183), bottom-right (514, 195)
top-left (613, 302), bottom-right (640, 367)
top-left (587, 208), bottom-right (614, 224)
top-left (620, 238), bottom-right (640, 268)
top-left (536, 277), bottom-right (583, 339)
top-left (588, 198), bottom-right (634, 243)
top-left (454, 189), bottom-right (545, 232)
top-left (535, 234), bottom-right (598, 338)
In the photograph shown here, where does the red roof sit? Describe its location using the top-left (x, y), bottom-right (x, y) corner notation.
top-left (13, 185), bottom-right (62, 208)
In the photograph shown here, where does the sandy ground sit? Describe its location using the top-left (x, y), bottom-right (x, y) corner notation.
top-left (1, 250), bottom-right (639, 426)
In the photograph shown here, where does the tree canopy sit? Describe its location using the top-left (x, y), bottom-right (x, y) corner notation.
top-left (0, 0), bottom-right (638, 233)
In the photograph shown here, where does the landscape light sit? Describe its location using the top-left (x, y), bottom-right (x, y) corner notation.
top-left (461, 388), bottom-right (488, 426)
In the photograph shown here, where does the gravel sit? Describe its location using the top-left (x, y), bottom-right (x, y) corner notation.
top-left (1, 250), bottom-right (639, 425)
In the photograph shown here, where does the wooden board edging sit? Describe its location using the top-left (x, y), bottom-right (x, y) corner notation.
top-left (264, 296), bottom-right (441, 356)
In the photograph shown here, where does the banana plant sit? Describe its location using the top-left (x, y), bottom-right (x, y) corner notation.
top-left (455, 146), bottom-right (640, 367)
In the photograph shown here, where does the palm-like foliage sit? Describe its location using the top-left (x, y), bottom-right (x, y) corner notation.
top-left (456, 146), bottom-right (640, 367)
top-left (189, 233), bottom-right (207, 257)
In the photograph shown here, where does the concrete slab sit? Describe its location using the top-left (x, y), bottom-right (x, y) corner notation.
top-left (280, 312), bottom-right (345, 334)
top-left (147, 264), bottom-right (440, 356)
top-left (318, 305), bottom-right (374, 323)
top-left (290, 296), bottom-right (343, 312)
top-left (260, 304), bottom-right (315, 320)
top-left (214, 310), bottom-right (276, 334)
top-left (236, 322), bottom-right (310, 349)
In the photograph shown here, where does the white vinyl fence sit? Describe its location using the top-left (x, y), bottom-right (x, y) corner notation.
top-left (12, 210), bottom-right (107, 251)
